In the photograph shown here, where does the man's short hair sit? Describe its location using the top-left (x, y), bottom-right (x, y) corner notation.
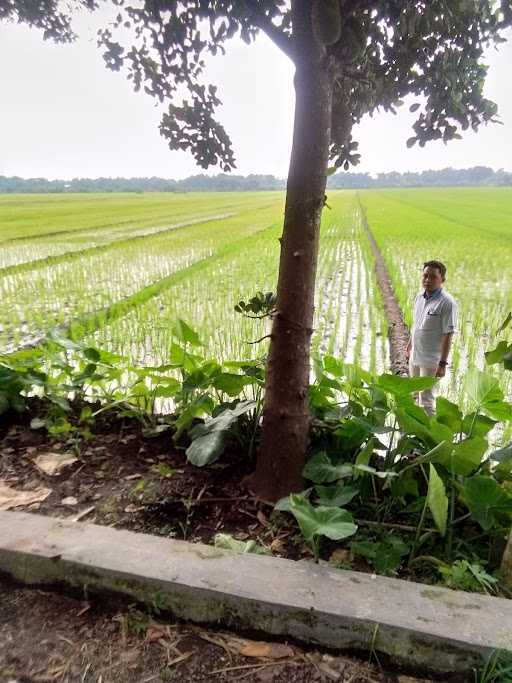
top-left (423, 260), bottom-right (446, 278)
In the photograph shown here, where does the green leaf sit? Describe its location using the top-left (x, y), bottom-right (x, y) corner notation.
top-left (83, 347), bottom-right (101, 362)
top-left (462, 412), bottom-right (496, 437)
top-left (482, 400), bottom-right (512, 422)
top-left (173, 394), bottom-right (215, 440)
top-left (314, 483), bottom-right (359, 507)
top-left (434, 437), bottom-right (487, 476)
top-left (352, 535), bottom-right (409, 576)
top-left (463, 476), bottom-right (512, 531)
top-left (303, 451), bottom-right (353, 483)
top-left (212, 373), bottom-right (249, 397)
top-left (427, 465), bottom-right (448, 536)
top-left (485, 340), bottom-right (511, 366)
top-left (214, 533), bottom-right (270, 555)
top-left (377, 374), bottom-right (436, 397)
top-left (435, 397), bottom-right (462, 431)
top-left (496, 312), bottom-right (512, 335)
top-left (186, 400), bottom-right (256, 466)
top-left (288, 494), bottom-right (357, 544)
top-left (464, 369), bottom-right (503, 407)
top-left (172, 319), bottom-right (202, 347)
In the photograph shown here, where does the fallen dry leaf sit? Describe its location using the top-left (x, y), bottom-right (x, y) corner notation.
top-left (227, 636), bottom-right (294, 659)
top-left (32, 452), bottom-right (78, 477)
top-left (0, 482), bottom-right (52, 510)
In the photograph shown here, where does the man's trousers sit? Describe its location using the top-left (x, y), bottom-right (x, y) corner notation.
top-left (409, 363), bottom-right (437, 416)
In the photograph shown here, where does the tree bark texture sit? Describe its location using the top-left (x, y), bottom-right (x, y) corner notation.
top-left (251, 1), bottom-right (334, 501)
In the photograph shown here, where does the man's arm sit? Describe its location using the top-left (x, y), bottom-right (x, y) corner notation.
top-left (436, 332), bottom-right (454, 378)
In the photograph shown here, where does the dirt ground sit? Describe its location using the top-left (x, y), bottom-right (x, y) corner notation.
top-left (0, 411), bottom-right (472, 683)
top-left (0, 576), bottom-right (450, 683)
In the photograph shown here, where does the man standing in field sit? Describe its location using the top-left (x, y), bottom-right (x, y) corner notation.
top-left (406, 261), bottom-right (457, 416)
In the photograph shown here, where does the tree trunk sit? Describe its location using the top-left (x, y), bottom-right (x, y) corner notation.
top-left (250, 2), bottom-right (334, 501)
top-left (501, 528), bottom-right (512, 588)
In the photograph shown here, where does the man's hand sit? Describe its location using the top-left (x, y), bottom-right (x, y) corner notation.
top-left (436, 364), bottom-right (446, 378)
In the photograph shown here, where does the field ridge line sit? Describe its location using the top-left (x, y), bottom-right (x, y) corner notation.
top-left (0, 212), bottom-right (237, 277)
top-left (356, 193), bottom-right (409, 375)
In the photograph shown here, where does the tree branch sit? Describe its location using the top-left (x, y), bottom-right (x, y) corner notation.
top-left (250, 9), bottom-right (295, 61)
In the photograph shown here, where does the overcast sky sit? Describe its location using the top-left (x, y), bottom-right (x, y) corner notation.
top-left (0, 11), bottom-right (510, 180)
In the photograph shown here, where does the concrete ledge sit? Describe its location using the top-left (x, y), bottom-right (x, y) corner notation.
top-left (1, 511), bottom-right (511, 673)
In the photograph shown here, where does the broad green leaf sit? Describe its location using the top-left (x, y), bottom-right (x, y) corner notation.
top-left (427, 465), bottom-right (448, 536)
top-left (463, 476), bottom-right (512, 531)
top-left (462, 412), bottom-right (496, 437)
top-left (464, 369), bottom-right (503, 407)
top-left (213, 372), bottom-right (249, 396)
top-left (435, 397), bottom-right (463, 431)
top-left (352, 535), bottom-right (409, 576)
top-left (83, 347), bottom-right (101, 363)
top-left (322, 355), bottom-right (344, 377)
top-left (303, 451), bottom-right (353, 483)
top-left (485, 340), bottom-right (511, 366)
top-left (174, 394), bottom-right (215, 440)
top-left (288, 494), bottom-right (357, 544)
top-left (214, 533), bottom-right (270, 555)
top-left (172, 319), bottom-right (202, 347)
top-left (314, 483), bottom-right (359, 507)
top-left (186, 400), bottom-right (255, 466)
top-left (377, 374), bottom-right (436, 397)
top-left (153, 384), bottom-right (181, 398)
top-left (482, 400), bottom-right (512, 422)
top-left (434, 437), bottom-right (487, 476)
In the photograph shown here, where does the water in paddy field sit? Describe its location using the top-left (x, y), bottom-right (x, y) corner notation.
top-left (2, 189), bottom-right (512, 446)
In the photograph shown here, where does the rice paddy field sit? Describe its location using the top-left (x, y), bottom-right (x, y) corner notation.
top-left (1, 187), bottom-right (511, 411)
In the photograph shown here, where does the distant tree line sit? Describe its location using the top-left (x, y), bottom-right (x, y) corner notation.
top-left (1, 167), bottom-right (510, 194)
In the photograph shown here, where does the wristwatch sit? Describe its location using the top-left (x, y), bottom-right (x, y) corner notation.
top-left (438, 360), bottom-right (448, 367)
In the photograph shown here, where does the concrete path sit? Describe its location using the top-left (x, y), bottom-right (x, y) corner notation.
top-left (1, 511), bottom-right (511, 673)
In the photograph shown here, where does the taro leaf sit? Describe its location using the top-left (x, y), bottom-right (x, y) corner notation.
top-left (462, 412), bottom-right (497, 437)
top-left (173, 394), bottom-right (215, 441)
top-left (352, 535), bottom-right (410, 576)
top-left (83, 347), bottom-right (101, 363)
top-left (482, 400), bottom-right (512, 422)
top-left (314, 483), bottom-right (359, 507)
top-left (485, 340), bottom-right (511, 366)
top-left (172, 319), bottom-right (202, 347)
top-left (214, 533), bottom-right (270, 555)
top-left (464, 369), bottom-right (503, 407)
top-left (427, 465), bottom-right (448, 536)
top-left (433, 437), bottom-right (487, 477)
top-left (288, 494), bottom-right (357, 544)
top-left (353, 438), bottom-right (375, 478)
top-left (212, 372), bottom-right (249, 397)
top-left (462, 476), bottom-right (512, 531)
top-left (376, 374), bottom-right (436, 397)
top-left (186, 400), bottom-right (256, 466)
top-left (274, 489), bottom-right (312, 513)
top-left (303, 451), bottom-right (353, 483)
top-left (435, 397), bottom-right (463, 431)
top-left (334, 418), bottom-right (370, 452)
top-left (323, 355), bottom-right (344, 377)
top-left (153, 383), bottom-right (181, 398)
